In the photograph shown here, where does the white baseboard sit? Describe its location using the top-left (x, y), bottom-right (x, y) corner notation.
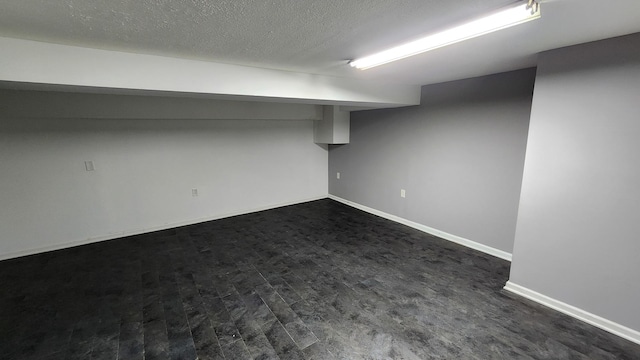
top-left (504, 281), bottom-right (640, 345)
top-left (0, 195), bottom-right (327, 261)
top-left (328, 195), bottom-right (512, 261)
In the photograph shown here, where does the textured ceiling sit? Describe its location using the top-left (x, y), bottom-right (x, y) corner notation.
top-left (0, 0), bottom-right (510, 71)
top-left (1, 0), bottom-right (640, 86)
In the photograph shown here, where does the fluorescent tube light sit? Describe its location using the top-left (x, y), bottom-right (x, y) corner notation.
top-left (349, 1), bottom-right (541, 70)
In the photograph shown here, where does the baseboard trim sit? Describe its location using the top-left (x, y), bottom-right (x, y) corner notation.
top-left (0, 195), bottom-right (327, 261)
top-left (504, 281), bottom-right (640, 345)
top-left (328, 195), bottom-right (512, 261)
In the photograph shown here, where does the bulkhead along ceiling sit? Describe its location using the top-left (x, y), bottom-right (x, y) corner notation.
top-left (1, 0), bottom-right (640, 86)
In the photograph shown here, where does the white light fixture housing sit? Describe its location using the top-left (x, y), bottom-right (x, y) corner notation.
top-left (349, 1), bottom-right (541, 70)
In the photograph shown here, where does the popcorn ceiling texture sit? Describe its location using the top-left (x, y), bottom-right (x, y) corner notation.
top-left (3, 0), bottom-right (638, 86)
top-left (0, 0), bottom-right (510, 73)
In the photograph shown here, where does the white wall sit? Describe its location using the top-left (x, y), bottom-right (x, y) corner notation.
top-left (508, 33), bottom-right (640, 338)
top-left (329, 69), bottom-right (535, 257)
top-left (0, 36), bottom-right (420, 108)
top-left (0, 90), bottom-right (328, 260)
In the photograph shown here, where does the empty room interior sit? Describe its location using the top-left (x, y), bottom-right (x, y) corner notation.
top-left (1, 0), bottom-right (640, 359)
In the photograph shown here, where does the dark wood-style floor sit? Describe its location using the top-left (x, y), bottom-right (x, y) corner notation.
top-left (2, 199), bottom-right (639, 359)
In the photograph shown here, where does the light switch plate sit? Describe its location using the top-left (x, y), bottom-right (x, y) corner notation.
top-left (84, 161), bottom-right (95, 171)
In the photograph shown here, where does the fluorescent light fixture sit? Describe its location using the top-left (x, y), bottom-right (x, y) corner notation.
top-left (349, 1), bottom-right (541, 70)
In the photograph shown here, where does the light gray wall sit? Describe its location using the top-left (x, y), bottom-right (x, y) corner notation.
top-left (509, 33), bottom-right (640, 331)
top-left (0, 90), bottom-right (328, 260)
top-left (329, 68), bottom-right (535, 254)
top-left (0, 89), bottom-right (322, 120)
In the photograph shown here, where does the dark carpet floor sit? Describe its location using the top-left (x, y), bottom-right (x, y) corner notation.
top-left (1, 199), bottom-right (639, 359)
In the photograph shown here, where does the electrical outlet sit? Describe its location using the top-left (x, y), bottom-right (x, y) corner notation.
top-left (337, 172), bottom-right (341, 179)
top-left (192, 188), bottom-right (198, 197)
top-left (401, 189), bottom-right (406, 198)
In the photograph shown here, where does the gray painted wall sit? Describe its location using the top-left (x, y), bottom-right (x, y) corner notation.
top-left (0, 89), bottom-right (322, 120)
top-left (329, 69), bottom-right (535, 254)
top-left (509, 33), bottom-right (640, 331)
top-left (0, 90), bottom-right (328, 260)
